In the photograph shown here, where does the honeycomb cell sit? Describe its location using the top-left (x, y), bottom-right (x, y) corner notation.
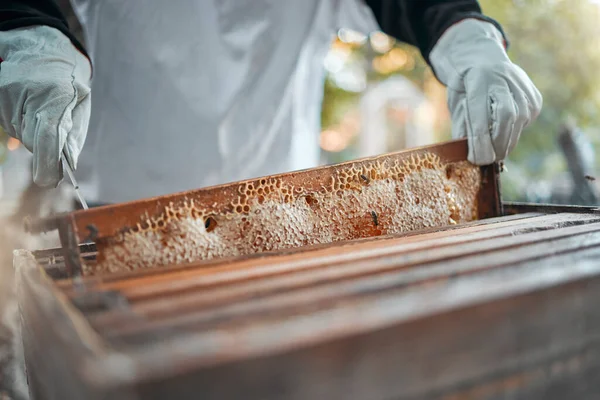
top-left (90, 154), bottom-right (482, 276)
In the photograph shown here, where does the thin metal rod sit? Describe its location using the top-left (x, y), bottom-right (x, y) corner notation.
top-left (62, 149), bottom-right (88, 210)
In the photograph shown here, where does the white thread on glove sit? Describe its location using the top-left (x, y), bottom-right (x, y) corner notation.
top-left (0, 26), bottom-right (91, 187)
top-left (430, 19), bottom-right (542, 165)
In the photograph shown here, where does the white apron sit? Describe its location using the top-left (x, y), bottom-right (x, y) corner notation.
top-left (69, 0), bottom-right (378, 203)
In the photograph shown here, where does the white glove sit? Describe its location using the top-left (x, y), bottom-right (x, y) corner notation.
top-left (430, 19), bottom-right (542, 165)
top-left (0, 26), bottom-right (91, 187)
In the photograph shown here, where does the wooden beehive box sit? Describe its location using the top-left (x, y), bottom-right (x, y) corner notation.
top-left (15, 209), bottom-right (600, 400)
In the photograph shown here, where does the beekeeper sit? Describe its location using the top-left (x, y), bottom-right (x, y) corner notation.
top-left (0, 0), bottom-right (542, 206)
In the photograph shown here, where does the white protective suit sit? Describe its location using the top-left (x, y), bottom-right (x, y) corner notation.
top-left (70, 0), bottom-right (379, 204)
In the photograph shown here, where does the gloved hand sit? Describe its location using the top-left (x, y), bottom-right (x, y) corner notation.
top-left (0, 26), bottom-right (91, 187)
top-left (430, 19), bottom-right (542, 165)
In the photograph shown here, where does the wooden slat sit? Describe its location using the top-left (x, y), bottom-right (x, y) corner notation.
top-left (65, 212), bottom-right (599, 300)
top-left (124, 256), bottom-right (600, 400)
top-left (90, 218), bottom-right (600, 340)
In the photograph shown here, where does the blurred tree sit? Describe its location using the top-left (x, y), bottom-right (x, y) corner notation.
top-left (321, 37), bottom-right (435, 164)
top-left (322, 40), bottom-right (430, 131)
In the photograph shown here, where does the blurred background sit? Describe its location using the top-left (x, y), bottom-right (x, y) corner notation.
top-left (1, 0), bottom-right (600, 208)
top-left (318, 0), bottom-right (600, 205)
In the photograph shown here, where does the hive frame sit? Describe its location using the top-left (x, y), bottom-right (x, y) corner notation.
top-left (24, 139), bottom-right (502, 278)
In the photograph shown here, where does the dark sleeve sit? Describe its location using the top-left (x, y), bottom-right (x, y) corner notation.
top-left (363, 0), bottom-right (508, 64)
top-left (0, 0), bottom-right (88, 58)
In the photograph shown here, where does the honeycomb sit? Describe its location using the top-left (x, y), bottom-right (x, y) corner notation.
top-left (88, 153), bottom-right (481, 275)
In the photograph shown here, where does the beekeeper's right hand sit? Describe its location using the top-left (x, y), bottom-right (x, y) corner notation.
top-left (0, 25), bottom-right (91, 187)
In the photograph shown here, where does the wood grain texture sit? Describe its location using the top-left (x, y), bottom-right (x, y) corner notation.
top-left (17, 212), bottom-right (600, 399)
